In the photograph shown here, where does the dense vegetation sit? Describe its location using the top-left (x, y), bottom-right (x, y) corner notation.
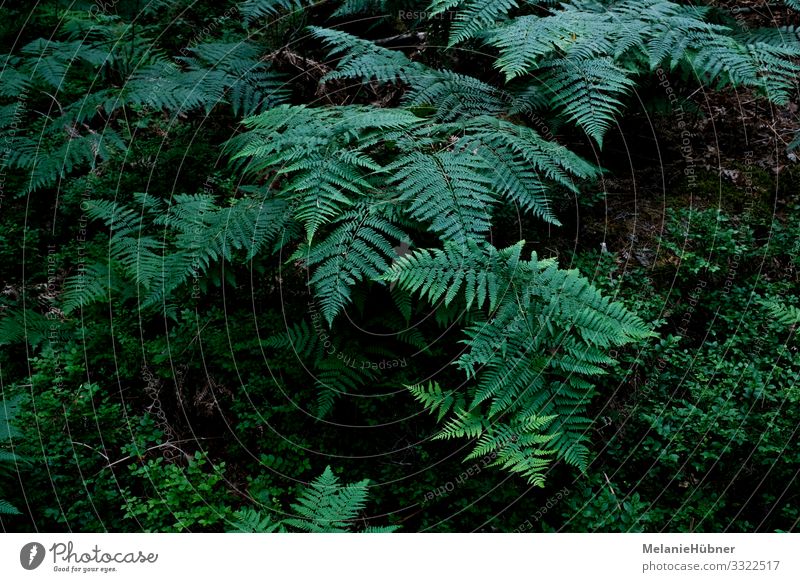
top-left (1, 0), bottom-right (799, 532)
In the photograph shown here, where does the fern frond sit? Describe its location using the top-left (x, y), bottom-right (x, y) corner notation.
top-left (61, 262), bottom-right (119, 314)
top-left (363, 525), bottom-right (398, 532)
top-left (457, 116), bottom-right (599, 222)
top-left (389, 150), bottom-right (496, 245)
top-left (488, 13), bottom-right (609, 80)
top-left (0, 499), bottom-right (20, 515)
top-left (0, 397), bottom-right (23, 516)
top-left (403, 70), bottom-right (511, 121)
top-left (261, 320), bottom-right (321, 361)
top-left (8, 129), bottom-right (125, 192)
top-left (764, 299), bottom-right (800, 326)
top-left (382, 239), bottom-right (522, 310)
top-left (0, 398), bottom-right (22, 442)
top-left (80, 192), bottom-right (291, 309)
top-left (240, 0), bottom-right (318, 23)
top-left (284, 467), bottom-right (370, 532)
top-left (542, 57), bottom-right (635, 147)
top-left (228, 508), bottom-right (283, 532)
top-left (310, 27), bottom-right (422, 84)
top-left (434, 0), bottom-right (520, 46)
top-left (434, 407), bottom-right (488, 440)
top-left (232, 468), bottom-right (396, 532)
top-left (407, 381), bottom-right (462, 421)
top-left (0, 309), bottom-right (58, 348)
top-left (394, 240), bottom-right (652, 484)
top-left (294, 207), bottom-right (407, 324)
top-left (181, 42), bottom-right (290, 115)
top-left (163, 194), bottom-right (291, 261)
top-left (123, 66), bottom-right (230, 114)
top-left (0, 61), bottom-right (30, 97)
top-left (735, 26), bottom-right (800, 51)
top-left (313, 357), bottom-right (375, 417)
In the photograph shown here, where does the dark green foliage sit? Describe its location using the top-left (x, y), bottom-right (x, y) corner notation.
top-left (390, 150), bottom-right (496, 244)
top-left (312, 27), bottom-right (424, 84)
top-left (1, 0), bottom-right (797, 535)
top-left (61, 192), bottom-right (291, 311)
top-left (0, 398), bottom-right (24, 515)
top-left (121, 453), bottom-right (234, 532)
top-left (476, 0), bottom-right (800, 144)
top-left (388, 241), bottom-right (653, 484)
top-left (227, 102), bottom-right (598, 332)
top-left (240, 0), bottom-right (318, 24)
top-left (292, 206), bottom-right (409, 324)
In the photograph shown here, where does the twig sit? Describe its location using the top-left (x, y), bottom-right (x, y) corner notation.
top-left (373, 31), bottom-right (426, 45)
top-left (603, 471), bottom-right (623, 513)
top-left (70, 440), bottom-right (109, 461)
top-left (103, 440), bottom-right (207, 469)
top-left (264, 48), bottom-right (330, 77)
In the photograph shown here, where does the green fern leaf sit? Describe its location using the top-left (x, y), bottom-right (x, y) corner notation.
top-left (407, 381), bottom-right (461, 421)
top-left (293, 207), bottom-right (408, 324)
top-left (542, 57), bottom-right (635, 147)
top-left (284, 467), bottom-right (370, 532)
top-left (389, 150), bottom-right (496, 245)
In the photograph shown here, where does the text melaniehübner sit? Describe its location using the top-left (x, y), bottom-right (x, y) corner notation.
top-left (643, 544), bottom-right (735, 554)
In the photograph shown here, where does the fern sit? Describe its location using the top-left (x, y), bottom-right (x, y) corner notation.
top-left (456, 116), bottom-right (599, 223)
top-left (229, 466), bottom-right (397, 532)
top-left (0, 29), bottom-right (291, 194)
top-left (313, 358), bottom-right (376, 418)
top-left (261, 320), bottom-right (322, 360)
top-left (228, 101), bottom-right (599, 324)
top-left (541, 57), bottom-right (635, 147)
top-left (293, 206), bottom-right (409, 324)
top-left (389, 150), bottom-right (496, 245)
top-left (310, 28), bottom-right (517, 122)
top-left (311, 27), bottom-right (423, 85)
top-left (429, 0), bottom-right (559, 46)
top-left (284, 467), bottom-right (397, 532)
top-left (228, 508), bottom-right (285, 532)
top-left (0, 499), bottom-right (20, 515)
top-left (331, 0), bottom-right (390, 17)
top-left (284, 467), bottom-right (368, 531)
top-left (403, 70), bottom-right (511, 121)
top-left (6, 129), bottom-right (125, 193)
top-left (177, 42), bottom-right (290, 116)
top-left (480, 0), bottom-right (800, 145)
top-left (261, 320), bottom-right (376, 417)
top-left (430, 0), bottom-right (520, 46)
top-left (229, 105), bottom-right (422, 241)
top-left (61, 262), bottom-right (126, 314)
top-left (19, 38), bottom-right (109, 88)
top-left (240, 0), bottom-right (320, 24)
top-left (407, 381), bottom-right (462, 421)
top-left (0, 310), bottom-right (59, 348)
top-left (387, 240), bottom-right (654, 484)
top-left (382, 239), bottom-right (518, 310)
top-left (0, 398), bottom-right (23, 516)
top-left (764, 300), bottom-right (800, 326)
top-left (73, 192), bottom-right (292, 309)
top-left (487, 12), bottom-right (612, 80)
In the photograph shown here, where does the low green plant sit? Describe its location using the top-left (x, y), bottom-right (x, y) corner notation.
top-left (122, 452), bottom-right (234, 532)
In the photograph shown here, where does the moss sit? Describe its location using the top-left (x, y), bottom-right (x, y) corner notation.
top-left (676, 167), bottom-right (774, 221)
